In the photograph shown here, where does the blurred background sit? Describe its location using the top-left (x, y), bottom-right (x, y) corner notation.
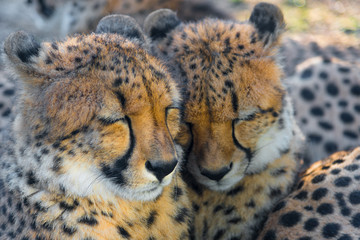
top-left (223, 0), bottom-right (360, 45)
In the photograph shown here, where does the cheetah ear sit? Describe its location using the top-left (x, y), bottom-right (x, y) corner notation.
top-left (4, 31), bottom-right (42, 73)
top-left (144, 9), bottom-right (181, 41)
top-left (95, 14), bottom-right (147, 45)
top-left (249, 2), bottom-right (285, 47)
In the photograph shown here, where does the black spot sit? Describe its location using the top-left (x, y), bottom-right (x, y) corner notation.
top-left (279, 211), bottom-right (302, 227)
top-left (341, 207), bottom-right (351, 216)
top-left (59, 201), bottom-right (78, 211)
top-left (238, 44), bottom-right (245, 50)
top-left (172, 186), bottom-right (183, 201)
top-left (338, 234), bottom-right (352, 240)
top-left (311, 174), bottom-right (326, 184)
top-left (174, 207), bottom-right (189, 223)
top-left (272, 201), bottom-right (286, 212)
top-left (338, 66), bottom-right (350, 73)
top-left (326, 83), bottom-right (339, 96)
top-left (270, 188), bottom-right (282, 197)
top-left (227, 184), bottom-right (244, 196)
top-left (340, 112), bottom-right (354, 124)
top-left (338, 100), bottom-right (348, 107)
top-left (2, 108), bottom-right (11, 117)
top-left (331, 168), bottom-right (341, 175)
top-left (318, 121), bottom-right (333, 130)
top-left (322, 223), bottom-right (341, 238)
top-left (310, 106), bottom-right (324, 117)
top-left (77, 215), bottom-right (98, 226)
top-left (146, 210), bottom-right (157, 227)
top-left (62, 224), bottom-right (77, 235)
top-left (303, 218), bottom-right (319, 231)
top-left (343, 130), bottom-right (358, 139)
top-left (117, 226), bottom-right (131, 239)
top-left (312, 188), bottom-right (328, 200)
top-left (319, 71), bottom-right (328, 80)
top-left (333, 159), bottom-right (344, 164)
top-left (349, 191), bottom-right (360, 205)
top-left (262, 230), bottom-right (276, 240)
top-left (52, 156), bottom-right (62, 172)
top-left (324, 142), bottom-right (338, 154)
top-left (3, 89), bottom-right (15, 96)
top-left (8, 213), bottom-right (15, 224)
top-left (351, 213), bottom-right (360, 228)
top-left (307, 133), bottom-right (322, 143)
top-left (316, 203), bottom-right (334, 215)
top-left (213, 229), bottom-right (225, 240)
top-left (294, 191), bottom-right (308, 200)
top-left (345, 164), bottom-right (359, 171)
top-left (350, 85), bottom-right (360, 97)
top-left (26, 171), bottom-right (38, 185)
top-left (334, 176), bottom-right (352, 187)
top-left (298, 237), bottom-right (311, 240)
top-left (113, 77), bottom-right (123, 87)
top-left (301, 68), bottom-right (313, 79)
top-left (300, 88), bottom-right (315, 101)
top-left (228, 217), bottom-right (242, 224)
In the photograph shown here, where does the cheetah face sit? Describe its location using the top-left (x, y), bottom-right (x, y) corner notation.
top-left (146, 4), bottom-right (297, 191)
top-left (4, 15), bottom-right (182, 201)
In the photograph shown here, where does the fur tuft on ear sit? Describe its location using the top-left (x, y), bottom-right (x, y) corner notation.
top-left (144, 9), bottom-right (181, 41)
top-left (95, 14), bottom-right (146, 44)
top-left (249, 2), bottom-right (285, 47)
top-left (4, 31), bottom-right (41, 66)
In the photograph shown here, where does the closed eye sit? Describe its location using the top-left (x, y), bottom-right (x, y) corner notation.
top-left (235, 112), bottom-right (258, 123)
top-left (98, 116), bottom-right (125, 125)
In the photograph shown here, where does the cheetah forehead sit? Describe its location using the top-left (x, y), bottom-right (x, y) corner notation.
top-left (18, 34), bottom-right (180, 138)
top-left (171, 20), bottom-right (284, 121)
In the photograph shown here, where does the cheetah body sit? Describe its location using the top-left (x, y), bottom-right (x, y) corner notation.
top-left (145, 4), bottom-right (304, 240)
top-left (259, 147), bottom-right (360, 240)
top-left (0, 15), bottom-right (191, 240)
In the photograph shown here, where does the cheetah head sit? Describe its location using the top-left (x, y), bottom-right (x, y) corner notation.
top-left (4, 15), bottom-right (182, 201)
top-left (145, 3), bottom-right (300, 191)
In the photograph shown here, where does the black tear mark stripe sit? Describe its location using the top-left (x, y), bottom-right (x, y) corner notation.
top-left (101, 116), bottom-right (135, 185)
top-left (232, 120), bottom-right (253, 161)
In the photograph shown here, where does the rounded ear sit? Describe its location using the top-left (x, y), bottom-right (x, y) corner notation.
top-left (144, 9), bottom-right (181, 41)
top-left (249, 2), bottom-right (285, 47)
top-left (4, 31), bottom-right (41, 67)
top-left (96, 14), bottom-right (146, 44)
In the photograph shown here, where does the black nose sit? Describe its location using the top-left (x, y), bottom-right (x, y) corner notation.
top-left (200, 163), bottom-right (232, 181)
top-left (145, 159), bottom-right (178, 181)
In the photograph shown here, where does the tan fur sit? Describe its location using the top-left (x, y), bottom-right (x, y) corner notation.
top-left (145, 4), bottom-right (304, 239)
top-left (0, 26), bottom-right (191, 239)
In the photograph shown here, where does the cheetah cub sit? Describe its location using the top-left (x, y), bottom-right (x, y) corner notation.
top-left (145, 3), bottom-right (304, 240)
top-left (0, 15), bottom-right (191, 239)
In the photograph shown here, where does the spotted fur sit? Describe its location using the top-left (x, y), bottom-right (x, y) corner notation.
top-left (259, 147), bottom-right (360, 240)
top-left (0, 0), bottom-right (229, 134)
top-left (288, 57), bottom-right (360, 165)
top-left (0, 15), bottom-right (191, 239)
top-left (145, 3), bottom-right (304, 240)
